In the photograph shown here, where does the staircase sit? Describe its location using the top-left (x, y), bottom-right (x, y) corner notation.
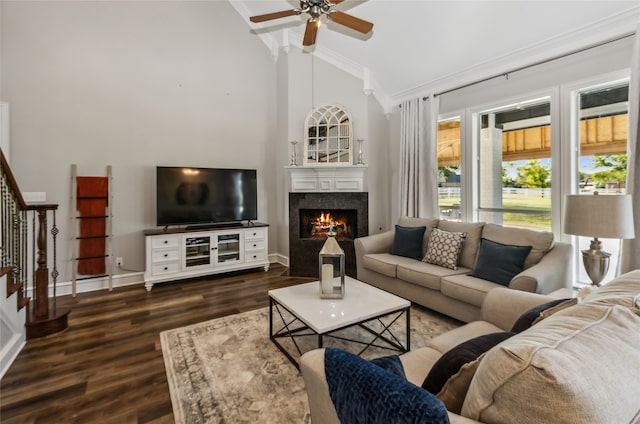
top-left (1, 148), bottom-right (69, 377)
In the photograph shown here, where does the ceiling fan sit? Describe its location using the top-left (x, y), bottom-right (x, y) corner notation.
top-left (249, 0), bottom-right (374, 47)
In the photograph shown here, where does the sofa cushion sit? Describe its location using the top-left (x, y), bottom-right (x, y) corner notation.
top-left (422, 228), bottom-right (467, 270)
top-left (462, 303), bottom-right (640, 424)
top-left (428, 320), bottom-right (504, 354)
top-left (324, 348), bottom-right (450, 424)
top-left (471, 238), bottom-right (532, 286)
top-left (361, 253), bottom-right (399, 277)
top-left (397, 261), bottom-right (469, 291)
top-left (397, 217), bottom-right (439, 256)
top-left (481, 223), bottom-right (553, 269)
top-left (510, 298), bottom-right (576, 333)
top-left (437, 220), bottom-right (484, 269)
top-left (422, 332), bottom-right (514, 396)
top-left (391, 225), bottom-right (426, 260)
top-left (581, 270), bottom-right (640, 311)
top-left (441, 274), bottom-right (503, 307)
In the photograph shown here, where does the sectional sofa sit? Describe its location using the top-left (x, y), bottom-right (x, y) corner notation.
top-left (355, 217), bottom-right (572, 323)
top-left (301, 270), bottom-right (640, 423)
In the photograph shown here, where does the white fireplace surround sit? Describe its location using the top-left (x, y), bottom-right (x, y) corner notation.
top-left (286, 165), bottom-right (367, 192)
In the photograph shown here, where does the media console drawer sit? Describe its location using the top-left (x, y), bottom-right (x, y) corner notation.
top-left (245, 228), bottom-right (266, 240)
top-left (144, 223), bottom-right (270, 291)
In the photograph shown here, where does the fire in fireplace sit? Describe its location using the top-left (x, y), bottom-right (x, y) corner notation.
top-left (299, 208), bottom-right (357, 240)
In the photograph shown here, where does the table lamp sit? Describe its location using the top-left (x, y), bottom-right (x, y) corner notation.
top-left (564, 192), bottom-right (635, 286)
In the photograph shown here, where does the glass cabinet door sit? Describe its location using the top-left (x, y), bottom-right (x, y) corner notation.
top-left (215, 232), bottom-right (241, 265)
top-left (184, 235), bottom-right (212, 268)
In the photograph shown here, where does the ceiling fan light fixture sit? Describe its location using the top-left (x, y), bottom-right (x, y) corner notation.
top-left (249, 0), bottom-right (373, 47)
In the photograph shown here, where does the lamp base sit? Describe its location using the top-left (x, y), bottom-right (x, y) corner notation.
top-left (581, 238), bottom-right (610, 287)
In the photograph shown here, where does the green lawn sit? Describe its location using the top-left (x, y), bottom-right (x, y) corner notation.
top-left (439, 190), bottom-right (552, 229)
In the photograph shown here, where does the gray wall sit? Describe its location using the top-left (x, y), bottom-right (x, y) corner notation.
top-left (2, 1), bottom-right (277, 281)
top-left (1, 1), bottom-right (389, 284)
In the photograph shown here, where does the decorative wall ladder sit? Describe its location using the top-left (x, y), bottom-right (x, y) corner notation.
top-left (70, 164), bottom-right (113, 297)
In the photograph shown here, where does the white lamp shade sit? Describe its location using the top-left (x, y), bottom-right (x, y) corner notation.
top-left (564, 194), bottom-right (635, 239)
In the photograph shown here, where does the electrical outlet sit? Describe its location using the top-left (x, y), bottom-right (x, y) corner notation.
top-left (116, 257), bottom-right (123, 267)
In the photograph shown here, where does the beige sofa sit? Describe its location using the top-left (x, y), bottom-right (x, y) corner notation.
top-left (301, 270), bottom-right (640, 423)
top-left (355, 217), bottom-right (572, 323)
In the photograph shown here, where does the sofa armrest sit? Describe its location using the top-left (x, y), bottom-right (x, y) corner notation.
top-left (300, 349), bottom-right (340, 424)
top-left (481, 287), bottom-right (555, 331)
top-left (301, 348), bottom-right (483, 424)
top-left (509, 242), bottom-right (572, 294)
top-left (354, 230), bottom-right (395, 256)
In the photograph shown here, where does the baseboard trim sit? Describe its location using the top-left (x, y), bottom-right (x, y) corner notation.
top-left (29, 256), bottom-right (291, 298)
top-left (26, 272), bottom-right (145, 298)
top-left (0, 334), bottom-right (25, 380)
top-left (270, 253), bottom-right (289, 267)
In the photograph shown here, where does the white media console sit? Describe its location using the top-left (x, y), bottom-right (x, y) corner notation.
top-left (143, 222), bottom-right (269, 291)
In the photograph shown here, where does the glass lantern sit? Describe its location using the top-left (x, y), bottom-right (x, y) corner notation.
top-left (318, 236), bottom-right (345, 299)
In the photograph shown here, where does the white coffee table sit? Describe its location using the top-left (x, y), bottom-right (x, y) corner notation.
top-left (268, 276), bottom-right (411, 369)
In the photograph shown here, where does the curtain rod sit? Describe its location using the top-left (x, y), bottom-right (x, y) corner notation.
top-left (432, 31), bottom-right (635, 98)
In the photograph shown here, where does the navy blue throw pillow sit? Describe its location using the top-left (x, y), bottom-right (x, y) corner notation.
top-left (421, 332), bottom-right (514, 395)
top-left (391, 225), bottom-right (426, 260)
top-left (369, 355), bottom-right (406, 379)
top-left (324, 348), bottom-right (449, 424)
top-left (511, 298), bottom-right (573, 333)
top-left (470, 238), bottom-right (532, 286)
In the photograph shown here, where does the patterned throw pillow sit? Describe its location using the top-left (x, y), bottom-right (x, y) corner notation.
top-left (422, 228), bottom-right (467, 270)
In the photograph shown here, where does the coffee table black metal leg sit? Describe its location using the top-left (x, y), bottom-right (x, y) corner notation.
top-left (406, 306), bottom-right (411, 351)
top-left (269, 297), bottom-right (273, 341)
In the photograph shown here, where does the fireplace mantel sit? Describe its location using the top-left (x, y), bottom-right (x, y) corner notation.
top-left (286, 165), bottom-right (367, 192)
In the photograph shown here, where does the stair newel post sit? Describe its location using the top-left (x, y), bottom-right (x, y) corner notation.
top-left (34, 207), bottom-right (49, 319)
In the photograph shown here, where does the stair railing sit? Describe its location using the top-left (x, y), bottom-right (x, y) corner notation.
top-left (1, 148), bottom-right (68, 338)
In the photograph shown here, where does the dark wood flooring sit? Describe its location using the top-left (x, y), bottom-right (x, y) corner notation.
top-left (0, 264), bottom-right (313, 423)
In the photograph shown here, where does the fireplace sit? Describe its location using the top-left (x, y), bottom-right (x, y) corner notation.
top-left (289, 192), bottom-right (368, 278)
top-left (299, 209), bottom-right (357, 240)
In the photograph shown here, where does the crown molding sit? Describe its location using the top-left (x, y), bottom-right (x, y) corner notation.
top-left (232, 1), bottom-right (638, 116)
top-left (231, 0), bottom-right (392, 113)
top-left (229, 0), bottom-right (280, 61)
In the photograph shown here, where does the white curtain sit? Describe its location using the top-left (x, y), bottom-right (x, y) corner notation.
top-left (619, 23), bottom-right (640, 274)
top-left (399, 96), bottom-right (440, 218)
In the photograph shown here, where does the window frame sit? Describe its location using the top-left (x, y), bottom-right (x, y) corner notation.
top-left (560, 70), bottom-right (630, 284)
top-left (466, 87), bottom-right (560, 229)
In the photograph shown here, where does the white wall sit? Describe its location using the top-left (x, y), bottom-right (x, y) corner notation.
top-left (1, 1), bottom-right (277, 284)
top-left (1, 1), bottom-right (390, 287)
top-left (386, 36), bottom-right (634, 223)
top-left (279, 47), bottom-right (390, 257)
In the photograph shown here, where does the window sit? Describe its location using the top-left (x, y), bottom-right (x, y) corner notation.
top-left (437, 117), bottom-right (462, 220)
top-left (572, 79), bottom-right (629, 285)
top-left (476, 96), bottom-right (552, 231)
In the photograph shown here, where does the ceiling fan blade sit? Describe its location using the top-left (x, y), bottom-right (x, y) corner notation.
top-left (303, 20), bottom-right (319, 46)
top-left (329, 0), bottom-right (345, 4)
top-left (329, 10), bottom-right (373, 34)
top-left (250, 9), bottom-right (298, 23)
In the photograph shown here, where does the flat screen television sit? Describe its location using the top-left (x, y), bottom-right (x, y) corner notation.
top-left (156, 166), bottom-right (258, 227)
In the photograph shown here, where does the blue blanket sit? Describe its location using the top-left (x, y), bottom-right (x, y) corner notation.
top-left (324, 348), bottom-right (450, 424)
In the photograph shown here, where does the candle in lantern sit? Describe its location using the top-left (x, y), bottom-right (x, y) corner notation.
top-left (321, 263), bottom-right (333, 294)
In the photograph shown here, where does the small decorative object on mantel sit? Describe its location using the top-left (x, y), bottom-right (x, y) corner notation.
top-left (290, 140), bottom-right (298, 166)
top-left (356, 138), bottom-right (365, 165)
top-left (318, 235), bottom-right (345, 299)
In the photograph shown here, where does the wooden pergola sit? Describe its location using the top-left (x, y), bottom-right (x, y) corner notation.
top-left (437, 114), bottom-right (628, 166)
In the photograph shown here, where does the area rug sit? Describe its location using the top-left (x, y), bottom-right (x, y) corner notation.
top-left (160, 305), bottom-right (460, 424)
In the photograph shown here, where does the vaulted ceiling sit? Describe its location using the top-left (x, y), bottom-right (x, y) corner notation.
top-left (232, 1), bottom-right (640, 111)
